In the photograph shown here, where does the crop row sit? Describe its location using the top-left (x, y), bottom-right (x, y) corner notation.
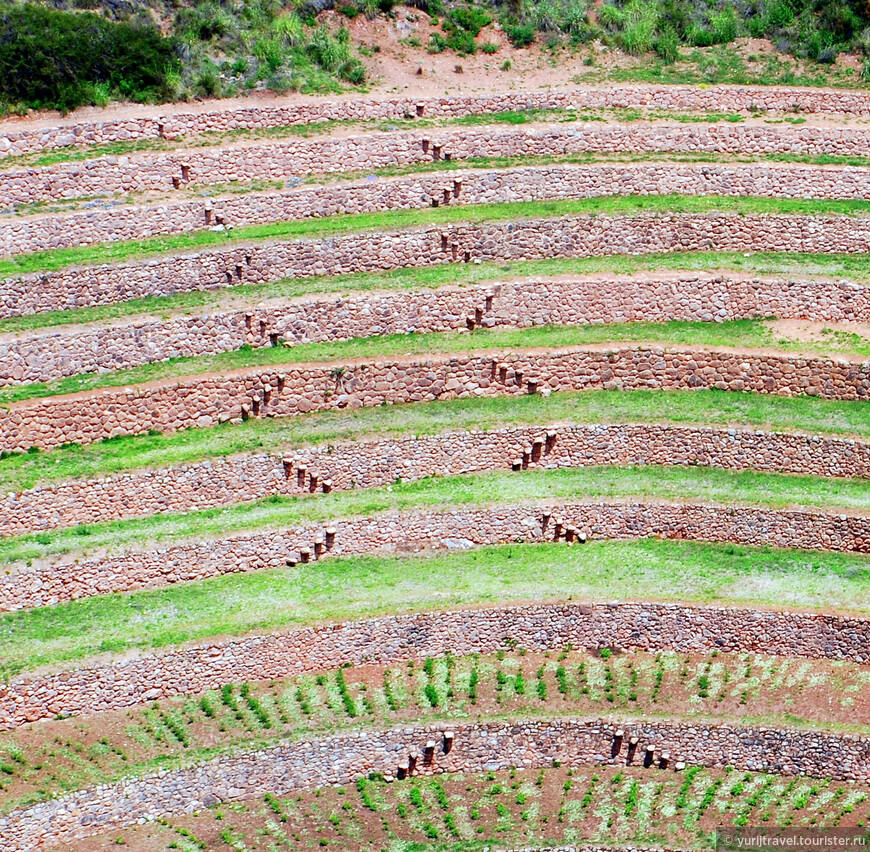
top-left (1, 647), bottom-right (866, 815)
top-left (65, 764), bottom-right (870, 852)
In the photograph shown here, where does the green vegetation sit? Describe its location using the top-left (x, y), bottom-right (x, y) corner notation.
top-left (3, 388), bottom-right (868, 494)
top-left (502, 0), bottom-right (869, 68)
top-left (4, 464), bottom-right (870, 564)
top-left (2, 0), bottom-right (866, 112)
top-left (0, 648), bottom-right (866, 813)
top-left (3, 536), bottom-right (870, 675)
top-left (0, 4), bottom-right (180, 113)
top-left (5, 250), bottom-right (870, 337)
top-left (172, 1), bottom-right (366, 97)
top-left (8, 315), bottom-right (870, 406)
top-left (0, 0), bottom-right (368, 113)
top-left (117, 766), bottom-right (870, 848)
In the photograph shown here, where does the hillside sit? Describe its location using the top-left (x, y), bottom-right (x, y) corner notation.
top-left (2, 0), bottom-right (870, 114)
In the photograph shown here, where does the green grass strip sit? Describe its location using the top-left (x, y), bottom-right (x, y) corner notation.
top-left (6, 195), bottom-right (870, 278)
top-left (3, 388), bottom-right (869, 495)
top-left (7, 317), bottom-right (870, 406)
top-left (5, 465), bottom-right (870, 566)
top-left (4, 250), bottom-right (870, 337)
top-left (2, 537), bottom-right (869, 678)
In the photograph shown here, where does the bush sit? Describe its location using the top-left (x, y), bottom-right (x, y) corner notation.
top-left (340, 59), bottom-right (367, 83)
top-left (710, 8), bottom-right (738, 43)
top-left (447, 4), bottom-right (492, 35)
top-left (0, 3), bottom-right (180, 113)
top-left (653, 26), bottom-right (680, 62)
top-left (195, 67), bottom-right (222, 97)
top-left (428, 32), bottom-right (448, 52)
top-left (447, 29), bottom-right (478, 53)
top-left (620, 0), bottom-right (658, 55)
top-left (437, 3), bottom-right (492, 53)
top-left (504, 21), bottom-right (536, 46)
top-left (176, 2), bottom-right (235, 42)
top-left (687, 25), bottom-right (715, 46)
top-left (306, 25), bottom-right (353, 72)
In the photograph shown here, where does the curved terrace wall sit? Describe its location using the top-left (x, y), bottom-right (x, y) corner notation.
top-left (6, 500), bottom-right (870, 611)
top-left (9, 160), bottom-right (870, 256)
top-left (5, 273), bottom-right (870, 385)
top-left (2, 346), bottom-right (868, 452)
top-left (7, 213), bottom-right (870, 318)
top-left (2, 718), bottom-right (867, 849)
top-left (10, 123), bottom-right (870, 205)
top-left (4, 83), bottom-right (870, 158)
top-left (3, 600), bottom-right (870, 724)
top-left (4, 423), bottom-right (869, 537)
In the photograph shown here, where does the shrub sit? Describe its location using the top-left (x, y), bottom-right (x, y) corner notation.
top-left (620, 0), bottom-right (658, 55)
top-left (0, 3), bottom-right (180, 113)
top-left (340, 60), bottom-right (367, 83)
top-left (504, 21), bottom-right (536, 46)
top-left (766, 0), bottom-right (796, 28)
top-left (428, 32), bottom-right (448, 52)
top-left (687, 25), bottom-right (715, 46)
top-left (273, 14), bottom-right (305, 47)
top-left (447, 4), bottom-right (492, 36)
top-left (447, 30), bottom-right (478, 54)
top-left (710, 8), bottom-right (738, 43)
top-left (306, 26), bottom-right (352, 73)
top-left (195, 67), bottom-right (222, 98)
top-left (653, 26), bottom-right (680, 62)
top-left (597, 3), bottom-right (625, 29)
top-left (176, 2), bottom-right (235, 42)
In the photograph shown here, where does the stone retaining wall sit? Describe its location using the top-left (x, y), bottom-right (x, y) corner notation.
top-left (3, 598), bottom-right (870, 723)
top-left (3, 345), bottom-right (868, 452)
top-left (8, 159), bottom-right (870, 256)
top-left (6, 500), bottom-right (870, 611)
top-left (4, 83), bottom-right (870, 159)
top-left (5, 273), bottom-right (870, 385)
top-left (4, 423), bottom-right (869, 538)
top-left (1, 717), bottom-right (867, 849)
top-left (9, 121), bottom-right (870, 206)
top-left (7, 212), bottom-right (870, 319)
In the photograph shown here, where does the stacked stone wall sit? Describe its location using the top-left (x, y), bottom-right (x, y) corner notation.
top-left (8, 213), bottom-right (870, 318)
top-left (4, 423), bottom-right (869, 537)
top-left (3, 346), bottom-right (869, 451)
top-left (10, 122), bottom-right (870, 206)
top-left (6, 500), bottom-right (870, 611)
top-left (5, 83), bottom-right (870, 159)
top-left (2, 600), bottom-right (870, 725)
top-left (8, 160), bottom-right (870, 256)
top-left (4, 274), bottom-right (870, 385)
top-left (1, 717), bottom-right (867, 849)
